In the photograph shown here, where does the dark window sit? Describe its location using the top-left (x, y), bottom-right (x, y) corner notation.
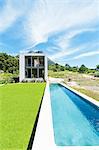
top-left (28, 57), bottom-right (31, 66)
top-left (27, 68), bottom-right (31, 78)
top-left (32, 69), bottom-right (37, 78)
top-left (39, 56), bottom-right (44, 66)
top-left (39, 68), bottom-right (44, 78)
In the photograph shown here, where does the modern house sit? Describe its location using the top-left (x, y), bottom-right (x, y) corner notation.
top-left (19, 51), bottom-right (48, 82)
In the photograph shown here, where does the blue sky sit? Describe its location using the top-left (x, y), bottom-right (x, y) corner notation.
top-left (0, 0), bottom-right (99, 68)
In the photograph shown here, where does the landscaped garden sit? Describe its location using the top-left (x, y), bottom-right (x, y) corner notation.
top-left (0, 83), bottom-right (46, 150)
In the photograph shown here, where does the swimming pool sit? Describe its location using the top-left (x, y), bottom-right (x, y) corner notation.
top-left (50, 83), bottom-right (99, 146)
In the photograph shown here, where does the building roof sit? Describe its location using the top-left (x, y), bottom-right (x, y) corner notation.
top-left (20, 50), bottom-right (46, 56)
top-left (28, 50), bottom-right (43, 54)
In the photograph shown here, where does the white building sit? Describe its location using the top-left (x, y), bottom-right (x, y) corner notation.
top-left (19, 51), bottom-right (48, 82)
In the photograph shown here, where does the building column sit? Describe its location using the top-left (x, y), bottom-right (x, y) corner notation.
top-left (19, 54), bottom-right (25, 82)
top-left (31, 56), bottom-right (32, 78)
top-left (44, 56), bottom-right (48, 81)
top-left (37, 66), bottom-right (39, 78)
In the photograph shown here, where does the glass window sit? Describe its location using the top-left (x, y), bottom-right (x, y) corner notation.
top-left (32, 69), bottom-right (37, 78)
top-left (39, 68), bottom-right (44, 78)
top-left (25, 56), bottom-right (31, 67)
top-left (39, 56), bottom-right (44, 66)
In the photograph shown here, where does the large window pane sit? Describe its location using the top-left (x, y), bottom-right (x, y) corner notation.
top-left (32, 69), bottom-right (37, 78)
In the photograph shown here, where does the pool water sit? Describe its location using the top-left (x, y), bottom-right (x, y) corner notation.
top-left (50, 83), bottom-right (99, 146)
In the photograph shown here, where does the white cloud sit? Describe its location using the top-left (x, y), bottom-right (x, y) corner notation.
top-left (48, 27), bottom-right (99, 60)
top-left (74, 50), bottom-right (99, 59)
top-left (49, 43), bottom-right (87, 61)
top-left (0, 0), bottom-right (30, 32)
top-left (25, 0), bottom-right (99, 45)
top-left (49, 48), bottom-right (79, 61)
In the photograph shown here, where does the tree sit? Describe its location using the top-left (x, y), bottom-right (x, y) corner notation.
top-left (60, 66), bottom-right (65, 71)
top-left (0, 53), bottom-right (19, 73)
top-left (65, 64), bottom-right (71, 70)
top-left (71, 66), bottom-right (78, 72)
top-left (79, 64), bottom-right (88, 73)
top-left (96, 65), bottom-right (99, 70)
top-left (55, 63), bottom-right (59, 69)
top-left (94, 72), bottom-right (99, 77)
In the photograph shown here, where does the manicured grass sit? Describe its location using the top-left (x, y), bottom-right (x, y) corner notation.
top-left (0, 83), bottom-right (46, 150)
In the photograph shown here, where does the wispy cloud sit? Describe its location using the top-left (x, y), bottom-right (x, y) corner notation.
top-left (74, 50), bottom-right (99, 59)
top-left (25, 0), bottom-right (99, 45)
top-left (49, 28), bottom-right (99, 60)
top-left (0, 0), bottom-right (30, 32)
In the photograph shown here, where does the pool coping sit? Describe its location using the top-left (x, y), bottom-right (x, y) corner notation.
top-left (32, 81), bottom-right (99, 150)
top-left (32, 81), bottom-right (56, 150)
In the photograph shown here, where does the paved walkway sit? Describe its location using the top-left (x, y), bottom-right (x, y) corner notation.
top-left (33, 82), bottom-right (56, 150)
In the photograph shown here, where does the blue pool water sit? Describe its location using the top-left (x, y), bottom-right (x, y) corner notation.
top-left (50, 83), bottom-right (99, 146)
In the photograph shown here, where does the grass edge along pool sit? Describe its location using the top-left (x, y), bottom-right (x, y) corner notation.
top-left (50, 83), bottom-right (99, 146)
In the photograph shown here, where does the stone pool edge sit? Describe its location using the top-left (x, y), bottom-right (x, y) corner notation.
top-left (32, 81), bottom-right (56, 150)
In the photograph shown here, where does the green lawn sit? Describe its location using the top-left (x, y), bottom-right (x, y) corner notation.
top-left (0, 83), bottom-right (46, 150)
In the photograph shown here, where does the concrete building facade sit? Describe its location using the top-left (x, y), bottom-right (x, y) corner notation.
top-left (19, 52), bottom-right (48, 82)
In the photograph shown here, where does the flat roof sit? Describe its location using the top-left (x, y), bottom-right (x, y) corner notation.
top-left (20, 52), bottom-right (46, 56)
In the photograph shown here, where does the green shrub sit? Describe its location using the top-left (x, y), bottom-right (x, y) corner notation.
top-left (53, 68), bottom-right (57, 72)
top-left (0, 73), bottom-right (19, 84)
top-left (0, 80), bottom-right (6, 84)
top-left (94, 72), bottom-right (99, 77)
top-left (60, 66), bottom-right (65, 71)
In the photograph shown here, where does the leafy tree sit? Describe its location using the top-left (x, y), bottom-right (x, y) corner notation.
top-left (0, 53), bottom-right (19, 74)
top-left (94, 72), bottom-right (99, 77)
top-left (79, 64), bottom-right (88, 73)
top-left (96, 65), bottom-right (99, 70)
top-left (71, 66), bottom-right (78, 72)
top-left (55, 63), bottom-right (59, 69)
top-left (60, 66), bottom-right (65, 71)
top-left (65, 64), bottom-right (71, 70)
